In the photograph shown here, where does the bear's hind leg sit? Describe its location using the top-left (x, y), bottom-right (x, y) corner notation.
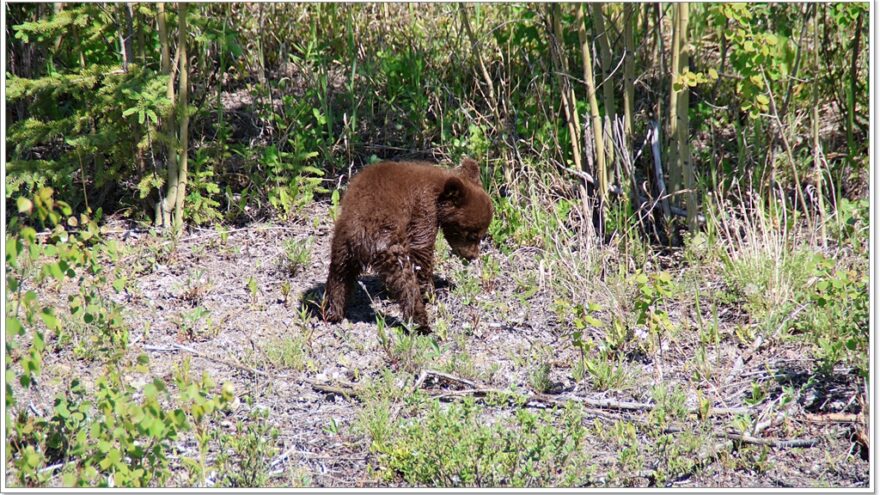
top-left (324, 241), bottom-right (360, 323)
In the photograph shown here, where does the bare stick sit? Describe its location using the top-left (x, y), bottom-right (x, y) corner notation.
top-left (422, 369), bottom-right (478, 389)
top-left (420, 384), bottom-right (754, 416)
top-left (143, 343), bottom-right (270, 377)
top-left (665, 426), bottom-right (818, 449)
top-left (649, 120), bottom-right (673, 221)
top-left (761, 67), bottom-right (813, 232)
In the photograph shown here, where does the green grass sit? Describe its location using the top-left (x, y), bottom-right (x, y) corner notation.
top-left (282, 237), bottom-right (313, 276)
top-left (262, 334), bottom-right (311, 371)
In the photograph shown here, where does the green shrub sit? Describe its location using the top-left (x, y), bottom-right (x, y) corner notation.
top-left (370, 398), bottom-right (591, 487)
top-left (213, 404), bottom-right (280, 488)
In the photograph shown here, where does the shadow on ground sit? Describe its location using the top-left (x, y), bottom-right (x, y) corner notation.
top-left (299, 275), bottom-right (451, 328)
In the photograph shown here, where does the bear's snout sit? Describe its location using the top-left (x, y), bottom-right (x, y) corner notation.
top-left (451, 243), bottom-right (480, 261)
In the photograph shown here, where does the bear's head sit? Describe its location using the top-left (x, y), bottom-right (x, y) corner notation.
top-left (438, 158), bottom-right (494, 261)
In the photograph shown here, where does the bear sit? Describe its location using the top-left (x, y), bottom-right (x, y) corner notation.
top-left (323, 157), bottom-right (493, 333)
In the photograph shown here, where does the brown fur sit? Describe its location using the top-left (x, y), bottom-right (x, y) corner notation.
top-left (323, 158), bottom-right (493, 333)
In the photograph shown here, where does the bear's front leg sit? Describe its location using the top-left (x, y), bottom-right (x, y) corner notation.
top-left (376, 245), bottom-right (431, 333)
top-left (411, 247), bottom-right (435, 302)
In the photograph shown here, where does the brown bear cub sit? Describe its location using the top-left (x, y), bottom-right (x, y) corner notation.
top-left (323, 158), bottom-right (493, 333)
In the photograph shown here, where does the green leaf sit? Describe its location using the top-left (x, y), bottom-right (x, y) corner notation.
top-left (584, 315), bottom-right (604, 327)
top-left (55, 400), bottom-right (71, 419)
top-left (6, 317), bottom-right (24, 336)
top-left (17, 197), bottom-right (33, 214)
top-left (46, 262), bottom-right (64, 281)
top-left (24, 446), bottom-right (41, 468)
top-left (40, 308), bottom-right (61, 332)
top-left (122, 107), bottom-right (138, 117)
top-left (62, 471), bottom-right (78, 487)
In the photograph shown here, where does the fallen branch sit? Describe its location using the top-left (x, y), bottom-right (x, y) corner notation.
top-left (302, 378), bottom-right (363, 401)
top-left (419, 381), bottom-right (754, 417)
top-left (420, 369), bottom-right (478, 389)
top-left (805, 412), bottom-right (861, 424)
top-left (725, 433), bottom-right (817, 449)
top-left (270, 445), bottom-right (366, 470)
top-left (143, 343), bottom-right (365, 402)
top-left (724, 304), bottom-right (808, 388)
top-left (665, 426), bottom-right (817, 449)
top-left (724, 335), bottom-right (765, 386)
top-left (142, 343), bottom-right (270, 378)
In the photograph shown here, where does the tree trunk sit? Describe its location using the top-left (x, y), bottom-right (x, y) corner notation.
top-left (623, 4), bottom-right (635, 150)
top-left (547, 4), bottom-right (592, 232)
top-left (135, 4), bottom-right (146, 65)
top-left (846, 10), bottom-right (863, 165)
top-left (118, 3), bottom-right (133, 72)
top-left (675, 4), bottom-right (697, 232)
top-left (591, 3), bottom-right (616, 170)
top-left (575, 4), bottom-right (606, 203)
top-left (812, 6), bottom-right (826, 246)
top-left (667, 3), bottom-right (682, 202)
top-left (173, 2), bottom-right (189, 232)
top-left (547, 4), bottom-right (583, 175)
top-left (653, 3), bottom-right (667, 177)
top-left (157, 2), bottom-right (178, 228)
top-left (622, 4), bottom-right (636, 213)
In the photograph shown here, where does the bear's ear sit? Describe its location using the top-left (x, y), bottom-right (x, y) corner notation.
top-left (440, 176), bottom-right (466, 207)
top-left (458, 157), bottom-right (481, 185)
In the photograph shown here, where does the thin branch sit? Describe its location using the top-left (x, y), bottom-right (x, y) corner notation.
top-left (665, 426), bottom-right (817, 449)
top-left (143, 343), bottom-right (270, 377)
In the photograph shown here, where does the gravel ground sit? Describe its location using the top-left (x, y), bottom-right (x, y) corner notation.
top-left (10, 199), bottom-right (869, 488)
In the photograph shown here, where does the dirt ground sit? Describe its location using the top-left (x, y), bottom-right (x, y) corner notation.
top-left (14, 199), bottom-right (870, 488)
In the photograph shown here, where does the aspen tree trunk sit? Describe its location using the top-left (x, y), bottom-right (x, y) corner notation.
top-left (623, 4), bottom-right (635, 150)
top-left (157, 2), bottom-right (178, 228)
top-left (173, 2), bottom-right (189, 232)
top-left (547, 4), bottom-right (593, 231)
top-left (575, 4), bottom-right (606, 203)
top-left (622, 4), bottom-right (636, 213)
top-left (135, 5), bottom-right (146, 65)
top-left (591, 3), bottom-right (616, 169)
top-left (548, 4), bottom-right (583, 175)
top-left (653, 3), bottom-right (668, 201)
top-left (119, 3), bottom-right (133, 71)
top-left (812, 8), bottom-right (827, 246)
top-left (846, 10), bottom-right (862, 166)
top-left (667, 3), bottom-right (682, 202)
top-left (675, 3), bottom-right (697, 232)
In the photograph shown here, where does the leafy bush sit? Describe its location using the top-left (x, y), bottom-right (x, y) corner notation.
top-left (213, 404), bottom-right (280, 488)
top-left (5, 188), bottom-right (236, 487)
top-left (797, 256), bottom-right (868, 374)
top-left (370, 398), bottom-right (591, 487)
